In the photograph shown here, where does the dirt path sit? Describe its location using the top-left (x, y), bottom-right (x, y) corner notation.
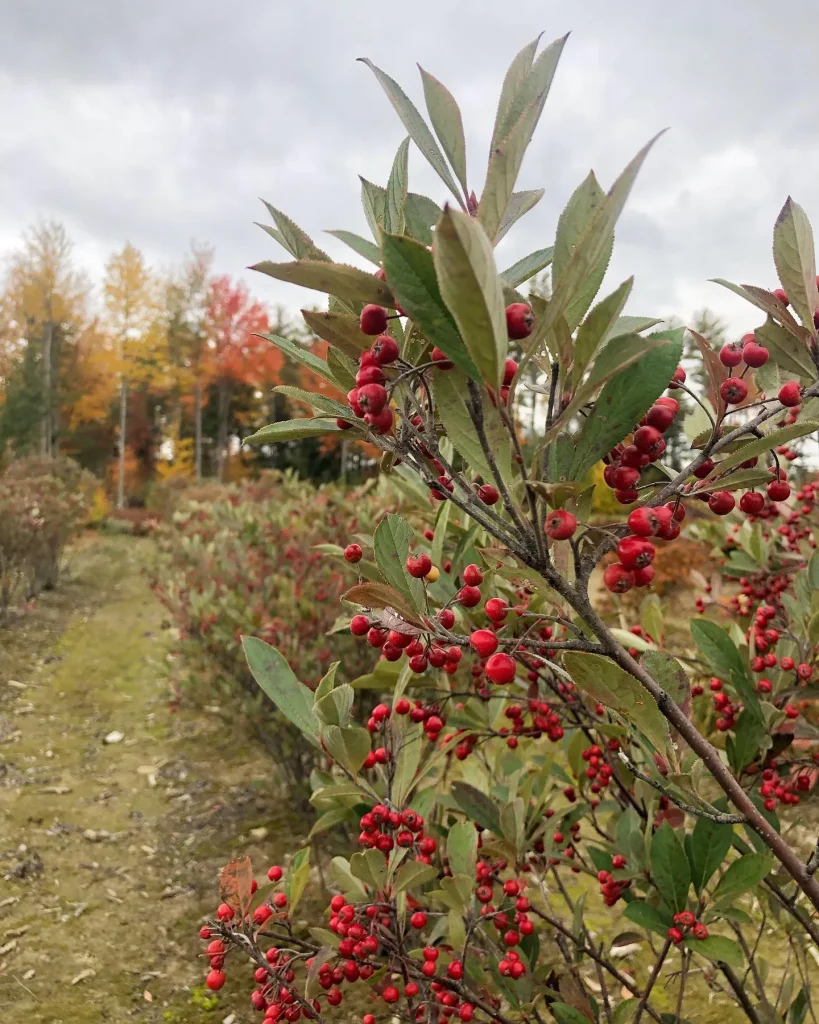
top-left (0, 533), bottom-right (306, 1023)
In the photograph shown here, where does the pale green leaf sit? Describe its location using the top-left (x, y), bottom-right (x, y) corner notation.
top-left (326, 229), bottom-right (382, 265)
top-left (243, 418), bottom-right (345, 444)
top-left (500, 247), bottom-right (554, 288)
top-left (385, 137), bottom-right (410, 235)
top-left (260, 201), bottom-right (330, 261)
top-left (773, 197), bottom-right (819, 334)
top-left (419, 66), bottom-right (467, 194)
top-left (242, 638), bottom-right (321, 745)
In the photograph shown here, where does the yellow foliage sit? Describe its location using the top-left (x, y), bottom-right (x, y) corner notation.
top-left (156, 438), bottom-right (195, 481)
top-left (589, 462), bottom-right (621, 514)
top-left (85, 486), bottom-right (111, 525)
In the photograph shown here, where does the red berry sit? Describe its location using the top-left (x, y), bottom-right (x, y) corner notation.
top-left (645, 403), bottom-right (676, 432)
top-left (506, 303), bottom-right (534, 340)
top-left (430, 347), bottom-right (454, 369)
top-left (357, 363), bottom-right (386, 387)
top-left (772, 288), bottom-right (789, 306)
top-left (395, 697), bottom-right (411, 714)
top-left (617, 536), bottom-right (655, 570)
top-left (447, 960), bottom-right (464, 980)
top-left (485, 653), bottom-right (517, 685)
top-left (485, 598), bottom-right (508, 622)
top-left (438, 609), bottom-right (455, 629)
top-left (462, 563), bottom-right (484, 586)
top-left (720, 378), bottom-right (748, 404)
top-left (470, 629), bottom-right (499, 658)
top-left (633, 425), bottom-right (663, 454)
top-left (371, 334), bottom-right (399, 364)
top-left (692, 922), bottom-right (709, 940)
top-left (382, 986), bottom-right (400, 1004)
top-left (767, 480), bottom-right (790, 502)
top-left (360, 305), bottom-right (388, 335)
top-left (410, 911), bottom-right (427, 928)
top-left (743, 343), bottom-right (769, 368)
top-left (206, 969), bottom-right (226, 990)
top-left (611, 854), bottom-right (627, 869)
top-left (739, 491), bottom-right (765, 514)
top-left (779, 381), bottom-right (801, 407)
top-left (344, 544), bottom-right (363, 564)
top-left (603, 562), bottom-right (635, 594)
top-left (627, 507), bottom-right (657, 537)
top-left (478, 483), bottom-right (500, 505)
top-left (458, 585), bottom-right (482, 607)
top-left (544, 509), bottom-right (577, 540)
top-left (350, 614), bottom-right (369, 636)
top-left (366, 406), bottom-right (394, 435)
top-left (719, 342), bottom-right (743, 367)
top-left (407, 553), bottom-right (432, 578)
top-left (503, 358), bottom-right (518, 385)
top-left (216, 903), bottom-right (234, 921)
top-left (667, 927), bottom-right (684, 945)
top-left (708, 491), bottom-right (735, 516)
top-left (357, 383), bottom-right (388, 414)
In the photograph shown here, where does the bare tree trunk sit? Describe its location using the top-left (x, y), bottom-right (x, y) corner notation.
top-left (117, 377), bottom-right (128, 509)
top-left (194, 377), bottom-right (203, 479)
top-left (41, 320), bottom-right (53, 456)
top-left (216, 377), bottom-right (231, 483)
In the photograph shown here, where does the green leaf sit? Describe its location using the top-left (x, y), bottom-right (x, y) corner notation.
top-left (650, 821), bottom-right (691, 913)
top-left (326, 229), bottom-right (382, 266)
top-left (381, 232), bottom-right (479, 379)
top-left (500, 247), bottom-right (554, 289)
top-left (434, 206), bottom-right (508, 387)
top-left (360, 177), bottom-right (388, 239)
top-left (689, 619), bottom-right (760, 718)
top-left (623, 900), bottom-right (674, 938)
top-left (326, 347), bottom-right (358, 391)
top-left (568, 333), bottom-right (683, 478)
top-left (430, 500), bottom-right (450, 570)
top-left (552, 1005), bottom-right (594, 1024)
top-left (285, 847), bottom-right (311, 914)
top-left (490, 34), bottom-right (541, 151)
top-left (350, 848), bottom-right (388, 891)
top-left (447, 821), bottom-right (478, 878)
top-left (755, 319), bottom-right (817, 381)
top-left (329, 856), bottom-right (368, 900)
top-left (712, 852), bottom-right (772, 904)
top-left (243, 418), bottom-right (344, 445)
top-left (308, 807), bottom-right (352, 838)
top-left (553, 170), bottom-right (608, 290)
top-left (684, 934), bottom-right (744, 968)
top-left (604, 315), bottom-right (664, 343)
top-left (726, 710), bottom-right (768, 773)
top-left (394, 859), bottom-right (438, 893)
top-left (404, 192), bottom-right (441, 246)
top-left (242, 638), bottom-right (320, 746)
top-left (313, 683), bottom-right (355, 728)
top-left (478, 34), bottom-right (568, 241)
top-left (251, 259), bottom-right (393, 305)
top-left (358, 57), bottom-right (462, 203)
top-left (261, 333), bottom-right (342, 389)
top-left (572, 277), bottom-right (634, 387)
top-left (711, 278), bottom-right (811, 341)
top-left (392, 722), bottom-right (423, 807)
top-left (773, 197), bottom-right (819, 334)
top-left (259, 202), bottom-right (330, 261)
top-left (301, 309), bottom-right (372, 358)
top-left (342, 581), bottom-right (424, 629)
top-left (640, 650), bottom-right (688, 705)
top-left (705, 421), bottom-right (819, 480)
top-left (562, 652), bottom-right (669, 752)
top-left (433, 368), bottom-right (512, 487)
top-left (321, 724), bottom-right (372, 774)
top-left (305, 947), bottom-right (336, 998)
top-left (373, 513), bottom-right (425, 614)
top-left (613, 1000), bottom-right (641, 1024)
top-left (496, 190), bottom-right (546, 245)
top-left (273, 386), bottom-right (353, 421)
top-left (686, 817), bottom-right (734, 894)
top-left (385, 137), bottom-right (410, 235)
top-left (451, 781), bottom-right (502, 835)
top-left (419, 67), bottom-right (467, 195)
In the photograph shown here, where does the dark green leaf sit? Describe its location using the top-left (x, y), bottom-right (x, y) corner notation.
top-left (433, 369), bottom-right (512, 487)
top-left (451, 782), bottom-right (502, 835)
top-left (650, 821), bottom-right (691, 913)
top-left (381, 232), bottom-right (479, 379)
top-left (373, 513), bottom-right (426, 614)
top-left (251, 259), bottom-right (393, 305)
top-left (705, 421), bottom-right (819, 479)
top-left (243, 418), bottom-right (344, 444)
top-left (242, 638), bottom-right (320, 745)
top-left (686, 817), bottom-right (734, 894)
top-left (552, 1004), bottom-right (593, 1024)
top-left (726, 710), bottom-right (768, 773)
top-left (623, 900), bottom-right (674, 938)
top-left (683, 934), bottom-right (744, 968)
top-left (641, 650), bottom-right (689, 705)
top-left (712, 852), bottom-right (772, 904)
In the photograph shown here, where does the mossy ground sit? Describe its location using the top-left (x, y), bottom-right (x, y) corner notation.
top-left (0, 534), bottom-right (307, 1022)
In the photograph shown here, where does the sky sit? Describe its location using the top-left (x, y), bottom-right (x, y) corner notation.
top-left (1, 0), bottom-right (817, 336)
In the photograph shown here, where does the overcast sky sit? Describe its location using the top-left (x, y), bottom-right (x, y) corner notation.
top-left (1, 0), bottom-right (817, 335)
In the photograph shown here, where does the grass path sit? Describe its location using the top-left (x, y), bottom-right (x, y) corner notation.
top-left (0, 533), bottom-right (304, 1022)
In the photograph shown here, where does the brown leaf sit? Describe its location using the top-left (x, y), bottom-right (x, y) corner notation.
top-left (342, 582), bottom-right (425, 628)
top-left (687, 329), bottom-right (726, 414)
top-left (219, 855), bottom-right (254, 919)
top-left (557, 972), bottom-right (595, 1021)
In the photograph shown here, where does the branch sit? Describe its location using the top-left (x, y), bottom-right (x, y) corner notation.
top-left (617, 751), bottom-right (746, 824)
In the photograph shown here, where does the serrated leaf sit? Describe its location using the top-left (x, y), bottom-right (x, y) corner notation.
top-left (326, 347), bottom-right (357, 391)
top-left (572, 277), bottom-right (634, 387)
top-left (434, 368), bottom-right (513, 487)
top-left (490, 34), bottom-right (541, 151)
top-left (326, 229), bottom-right (383, 266)
top-left (273, 386), bottom-right (353, 421)
top-left (705, 421), bottom-right (819, 480)
top-left (710, 278), bottom-right (810, 341)
top-left (301, 309), bottom-right (372, 358)
top-left (651, 821), bottom-right (691, 913)
top-left (242, 638), bottom-right (320, 745)
top-left (562, 652), bottom-right (669, 752)
top-left (434, 206), bottom-right (508, 386)
top-left (451, 781), bottom-right (501, 835)
top-left (373, 513), bottom-right (425, 614)
top-left (404, 192), bottom-right (441, 246)
top-left (419, 66), bottom-right (467, 195)
top-left (604, 315), bottom-right (664, 343)
top-left (773, 197), bottom-right (819, 334)
top-left (495, 190), bottom-right (546, 245)
top-left (260, 201), bottom-right (330, 261)
top-left (360, 177), bottom-right (388, 239)
top-left (342, 582), bottom-right (425, 628)
top-left (568, 333), bottom-right (683, 478)
top-left (500, 247), bottom-right (554, 288)
top-left (244, 418), bottom-right (345, 444)
top-left (684, 934), bottom-right (744, 968)
top-left (380, 232), bottom-right (479, 379)
top-left (358, 57), bottom-right (462, 202)
top-left (686, 817), bottom-right (734, 894)
top-left (754, 319), bottom-right (816, 381)
top-left (385, 137), bottom-right (410, 235)
top-left (262, 332), bottom-right (342, 389)
top-left (553, 171), bottom-right (607, 288)
top-left (712, 852), bottom-right (772, 904)
top-left (252, 259), bottom-right (393, 305)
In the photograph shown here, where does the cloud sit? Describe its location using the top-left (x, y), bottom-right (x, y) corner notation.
top-left (0, 0), bottom-right (817, 336)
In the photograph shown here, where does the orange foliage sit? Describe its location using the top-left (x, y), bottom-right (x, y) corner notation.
top-left (204, 275), bottom-right (279, 387)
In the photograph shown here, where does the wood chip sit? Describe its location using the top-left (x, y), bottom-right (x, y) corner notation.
top-left (143, 990), bottom-right (153, 1002)
top-left (7, 680), bottom-right (26, 689)
top-left (0, 897), bottom-right (19, 908)
top-left (0, 939), bottom-right (17, 955)
top-left (40, 785), bottom-right (72, 795)
top-left (4, 926), bottom-right (28, 939)
top-left (22, 969), bottom-right (35, 981)
top-left (71, 968), bottom-right (95, 985)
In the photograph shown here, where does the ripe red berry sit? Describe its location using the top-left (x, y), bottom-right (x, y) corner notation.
top-left (357, 382), bottom-right (388, 414)
top-left (611, 466), bottom-right (640, 490)
top-left (720, 378), bottom-right (748, 404)
top-left (708, 490), bottom-right (735, 516)
top-left (478, 483), bottom-right (500, 505)
top-left (767, 480), bottom-right (790, 502)
top-left (356, 363), bottom-right (386, 387)
top-left (743, 342), bottom-right (769, 368)
top-left (410, 911), bottom-right (427, 928)
top-left (462, 563), bottom-right (484, 586)
top-left (772, 287), bottom-right (789, 306)
top-left (371, 333), bottom-right (399, 364)
top-left (633, 425), bottom-right (663, 454)
top-left (458, 585), bottom-right (482, 607)
top-left (544, 509), bottom-right (577, 540)
top-left (407, 553), bottom-right (432, 578)
top-left (670, 366), bottom-right (686, 388)
top-left (739, 491), bottom-right (765, 514)
top-left (447, 960), bottom-right (464, 980)
top-left (617, 536), bottom-right (655, 570)
top-left (692, 922), bottom-right (709, 939)
top-left (216, 902), bottom-right (234, 921)
top-left (438, 609), bottom-right (455, 629)
top-left (779, 381), bottom-right (801, 407)
top-left (611, 854), bottom-right (627, 869)
top-left (503, 358), bottom-right (518, 385)
top-left (505, 303), bottom-right (534, 340)
top-left (366, 406), bottom-right (394, 434)
top-left (603, 562), bottom-right (635, 594)
top-left (780, 656), bottom-right (795, 671)
top-left (360, 304), bottom-right (388, 335)
top-left (485, 653), bottom-right (517, 685)
top-left (470, 629), bottom-right (499, 658)
top-left (395, 697), bottom-right (411, 714)
top-left (350, 614), bottom-right (370, 636)
top-left (430, 346), bottom-right (454, 369)
top-left (273, 892), bottom-right (287, 909)
top-left (627, 507), bottom-right (657, 537)
top-left (206, 969), bottom-right (226, 990)
top-left (719, 342), bottom-right (743, 367)
top-left (344, 543), bottom-right (363, 564)
top-left (645, 403), bottom-right (676, 432)
top-left (382, 986), bottom-right (400, 1004)
top-left (485, 597), bottom-right (508, 622)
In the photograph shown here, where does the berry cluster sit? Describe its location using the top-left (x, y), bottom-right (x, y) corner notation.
top-left (667, 910), bottom-right (708, 944)
top-left (597, 854), bottom-right (629, 906)
top-left (601, 391), bottom-right (682, 505)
